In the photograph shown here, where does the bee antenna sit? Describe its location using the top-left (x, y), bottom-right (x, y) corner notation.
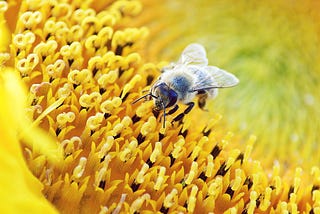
top-left (132, 93), bottom-right (158, 104)
top-left (163, 105), bottom-right (166, 128)
top-left (159, 97), bottom-right (166, 128)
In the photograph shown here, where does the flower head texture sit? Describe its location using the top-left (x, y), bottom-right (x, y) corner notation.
top-left (1, 0), bottom-right (320, 213)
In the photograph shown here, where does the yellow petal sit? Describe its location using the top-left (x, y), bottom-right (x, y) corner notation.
top-left (0, 68), bottom-right (58, 213)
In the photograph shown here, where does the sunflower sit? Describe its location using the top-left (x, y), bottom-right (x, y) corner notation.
top-left (1, 0), bottom-right (320, 213)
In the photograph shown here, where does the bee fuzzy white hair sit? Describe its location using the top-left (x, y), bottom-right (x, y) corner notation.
top-left (133, 43), bottom-right (239, 128)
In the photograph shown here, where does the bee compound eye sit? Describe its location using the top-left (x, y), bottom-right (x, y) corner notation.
top-left (166, 89), bottom-right (178, 108)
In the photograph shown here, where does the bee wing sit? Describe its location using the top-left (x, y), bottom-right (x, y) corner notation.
top-left (206, 66), bottom-right (239, 88)
top-left (178, 43), bottom-right (208, 66)
top-left (189, 66), bottom-right (239, 92)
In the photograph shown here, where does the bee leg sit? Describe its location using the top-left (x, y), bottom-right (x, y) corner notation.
top-left (184, 102), bottom-right (195, 114)
top-left (172, 102), bottom-right (194, 123)
top-left (152, 108), bottom-right (161, 118)
top-left (198, 93), bottom-right (208, 110)
top-left (168, 105), bottom-right (179, 115)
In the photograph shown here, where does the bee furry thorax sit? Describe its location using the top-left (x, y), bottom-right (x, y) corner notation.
top-left (159, 65), bottom-right (197, 103)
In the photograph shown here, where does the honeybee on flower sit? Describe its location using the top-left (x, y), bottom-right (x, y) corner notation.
top-left (134, 43), bottom-right (239, 127)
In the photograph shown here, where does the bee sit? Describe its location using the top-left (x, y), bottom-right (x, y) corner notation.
top-left (133, 43), bottom-right (239, 127)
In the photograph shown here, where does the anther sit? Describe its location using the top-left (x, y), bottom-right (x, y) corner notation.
top-left (150, 142), bottom-right (162, 163)
top-left (72, 157), bottom-right (87, 179)
top-left (187, 185), bottom-right (198, 213)
top-left (205, 155), bottom-right (214, 178)
top-left (130, 193), bottom-right (150, 214)
top-left (154, 166), bottom-right (166, 191)
top-left (136, 163), bottom-right (149, 184)
top-left (185, 161), bottom-right (198, 185)
top-left (119, 140), bottom-right (138, 162)
top-left (163, 189), bottom-right (178, 209)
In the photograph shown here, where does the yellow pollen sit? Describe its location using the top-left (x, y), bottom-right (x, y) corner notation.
top-left (19, 11), bottom-right (42, 29)
top-left (154, 166), bottom-right (166, 191)
top-left (150, 142), bottom-right (162, 163)
top-left (97, 70), bottom-right (118, 86)
top-left (121, 116), bottom-right (132, 128)
top-left (225, 207), bottom-right (238, 214)
top-left (130, 193), bottom-right (150, 213)
top-left (190, 144), bottom-right (202, 161)
top-left (136, 163), bottom-right (149, 184)
top-left (185, 161), bottom-right (198, 185)
top-left (119, 140), bottom-right (138, 162)
top-left (16, 53), bottom-right (39, 76)
top-left (100, 100), bottom-right (114, 113)
top-left (112, 194), bottom-right (127, 214)
top-left (111, 123), bottom-right (124, 136)
top-left (79, 92), bottom-right (102, 108)
top-left (141, 116), bottom-right (157, 136)
top-left (136, 102), bottom-right (153, 117)
top-left (247, 190), bottom-right (258, 214)
top-left (34, 40), bottom-right (58, 62)
top-left (288, 193), bottom-right (298, 213)
top-left (171, 138), bottom-right (185, 159)
top-left (259, 187), bottom-right (272, 211)
top-left (125, 53), bottom-right (141, 67)
top-left (94, 155), bottom-right (111, 188)
top-left (68, 69), bottom-right (92, 85)
top-left (57, 83), bottom-right (72, 98)
top-left (86, 112), bottom-right (104, 130)
top-left (279, 202), bottom-right (289, 213)
top-left (205, 155), bottom-right (214, 178)
top-left (208, 177), bottom-right (223, 199)
top-left (13, 32), bottom-right (35, 50)
top-left (273, 176), bottom-right (282, 195)
top-left (56, 112), bottom-right (76, 126)
top-left (88, 56), bottom-right (105, 72)
top-left (226, 149), bottom-right (240, 169)
top-left (97, 136), bottom-right (114, 159)
top-left (98, 206), bottom-right (108, 214)
top-left (72, 157), bottom-right (87, 179)
top-left (60, 136), bottom-right (82, 156)
top-left (187, 185), bottom-right (198, 213)
top-left (231, 169), bottom-right (242, 192)
top-left (163, 188), bottom-right (178, 208)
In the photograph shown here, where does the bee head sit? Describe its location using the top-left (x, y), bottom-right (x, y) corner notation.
top-left (132, 82), bottom-right (178, 128)
top-left (153, 82), bottom-right (178, 110)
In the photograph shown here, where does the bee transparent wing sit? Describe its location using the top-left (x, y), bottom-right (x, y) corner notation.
top-left (206, 66), bottom-right (239, 88)
top-left (178, 43), bottom-right (208, 66)
top-left (190, 66), bottom-right (239, 92)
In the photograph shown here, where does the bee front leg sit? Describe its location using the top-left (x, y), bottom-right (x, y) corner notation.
top-left (168, 105), bottom-right (179, 115)
top-left (172, 102), bottom-right (194, 123)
